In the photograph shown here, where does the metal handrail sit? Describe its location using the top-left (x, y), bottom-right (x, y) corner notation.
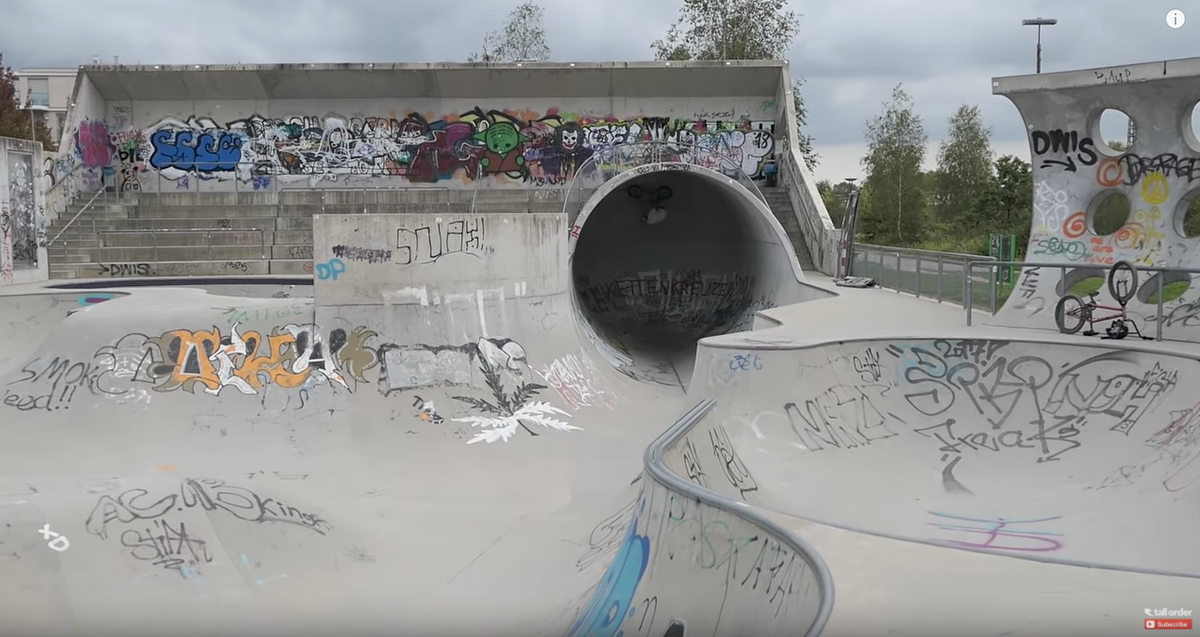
top-left (44, 161), bottom-right (85, 197)
top-left (46, 187), bottom-right (105, 247)
top-left (856, 242), bottom-right (997, 261)
top-left (644, 399), bottom-right (834, 637)
top-left (98, 227), bottom-right (267, 263)
top-left (964, 260), bottom-right (1200, 341)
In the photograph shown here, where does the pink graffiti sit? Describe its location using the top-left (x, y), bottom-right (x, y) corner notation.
top-left (928, 512), bottom-right (1063, 552)
top-left (75, 120), bottom-right (113, 167)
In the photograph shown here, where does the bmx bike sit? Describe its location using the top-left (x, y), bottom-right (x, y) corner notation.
top-left (1053, 260), bottom-right (1152, 340)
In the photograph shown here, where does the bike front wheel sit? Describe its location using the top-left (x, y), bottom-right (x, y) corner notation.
top-left (1055, 294), bottom-right (1091, 334)
top-left (1108, 261), bottom-right (1138, 305)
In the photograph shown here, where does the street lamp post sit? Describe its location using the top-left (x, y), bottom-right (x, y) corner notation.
top-left (1021, 18), bottom-right (1057, 74)
top-left (24, 102), bottom-right (50, 145)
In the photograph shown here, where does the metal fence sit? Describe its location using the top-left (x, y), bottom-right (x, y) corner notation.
top-left (851, 243), bottom-right (998, 309)
top-left (964, 260), bottom-right (1200, 341)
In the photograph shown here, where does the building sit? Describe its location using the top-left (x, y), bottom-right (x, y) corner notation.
top-left (14, 67), bottom-right (79, 144)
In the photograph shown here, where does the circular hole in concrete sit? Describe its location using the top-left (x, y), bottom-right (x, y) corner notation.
top-left (1098, 108), bottom-right (1134, 152)
top-left (1138, 271), bottom-right (1192, 304)
top-left (1177, 189), bottom-right (1200, 238)
top-left (1090, 191), bottom-right (1131, 236)
top-left (1186, 102), bottom-right (1200, 154)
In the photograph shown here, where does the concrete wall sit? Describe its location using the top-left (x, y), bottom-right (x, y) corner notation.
top-left (58, 63), bottom-right (787, 195)
top-left (990, 57), bottom-right (1200, 340)
top-left (776, 64), bottom-right (838, 275)
top-left (0, 137), bottom-right (48, 286)
top-left (56, 73), bottom-right (108, 192)
top-left (311, 212), bottom-right (566, 307)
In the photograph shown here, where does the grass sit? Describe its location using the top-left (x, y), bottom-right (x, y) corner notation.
top-left (1145, 280), bottom-right (1191, 305)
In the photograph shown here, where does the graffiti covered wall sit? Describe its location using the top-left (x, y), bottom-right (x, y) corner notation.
top-left (0, 136), bottom-right (48, 286)
top-left (990, 62), bottom-right (1200, 340)
top-left (67, 106), bottom-right (778, 193)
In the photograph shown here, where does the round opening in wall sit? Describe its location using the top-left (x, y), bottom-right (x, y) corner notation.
top-left (1179, 189), bottom-right (1200, 238)
top-left (1090, 191), bottom-right (1131, 236)
top-left (1137, 271), bottom-right (1192, 305)
top-left (1186, 101), bottom-right (1200, 154)
top-left (1096, 108), bottom-right (1135, 153)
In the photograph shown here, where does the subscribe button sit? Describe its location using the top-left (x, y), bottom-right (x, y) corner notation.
top-left (1147, 619), bottom-right (1193, 629)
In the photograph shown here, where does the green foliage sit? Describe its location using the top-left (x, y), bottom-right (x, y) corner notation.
top-left (859, 84), bottom-right (928, 244)
top-left (933, 105), bottom-right (994, 234)
top-left (815, 178), bottom-right (855, 226)
top-left (0, 54), bottom-right (55, 149)
top-left (652, 0), bottom-right (799, 60)
top-left (1183, 197), bottom-right (1200, 238)
top-left (469, 2), bottom-right (551, 62)
top-left (1093, 192), bottom-right (1131, 236)
top-left (652, 0), bottom-right (818, 170)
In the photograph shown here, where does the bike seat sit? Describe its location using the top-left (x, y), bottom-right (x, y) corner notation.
top-left (1087, 292), bottom-right (1100, 299)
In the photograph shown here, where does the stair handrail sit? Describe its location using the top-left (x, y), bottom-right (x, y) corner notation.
top-left (46, 188), bottom-right (105, 247)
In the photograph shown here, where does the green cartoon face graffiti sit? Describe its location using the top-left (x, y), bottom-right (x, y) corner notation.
top-left (474, 122), bottom-right (528, 156)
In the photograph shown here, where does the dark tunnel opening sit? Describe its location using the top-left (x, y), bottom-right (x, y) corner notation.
top-left (570, 166), bottom-right (793, 387)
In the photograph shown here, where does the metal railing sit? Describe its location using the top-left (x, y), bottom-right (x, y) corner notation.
top-left (964, 260), bottom-right (1200, 341)
top-left (98, 228), bottom-right (268, 263)
top-left (561, 141), bottom-right (767, 225)
top-left (852, 243), bottom-right (998, 307)
top-left (777, 147), bottom-right (839, 275)
top-left (309, 186), bottom-right (452, 214)
top-left (46, 187), bottom-right (107, 247)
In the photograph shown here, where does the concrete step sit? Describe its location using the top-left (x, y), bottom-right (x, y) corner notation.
top-left (90, 246), bottom-right (274, 263)
top-left (49, 217), bottom-right (306, 232)
top-left (128, 205), bottom-right (281, 219)
top-left (53, 259), bottom-right (273, 279)
top-left (131, 192), bottom-right (278, 206)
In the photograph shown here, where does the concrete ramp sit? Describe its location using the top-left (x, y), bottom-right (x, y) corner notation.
top-left (0, 199), bottom-right (831, 635)
top-left (684, 334), bottom-right (1200, 579)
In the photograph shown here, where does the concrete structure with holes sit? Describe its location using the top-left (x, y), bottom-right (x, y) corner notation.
top-left (989, 56), bottom-right (1200, 339)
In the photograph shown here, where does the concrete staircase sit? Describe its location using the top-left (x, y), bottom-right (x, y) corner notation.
top-left (45, 188), bottom-right (566, 279)
top-left (760, 186), bottom-right (815, 272)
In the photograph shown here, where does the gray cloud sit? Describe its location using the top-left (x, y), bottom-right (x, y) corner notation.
top-left (2, 0), bottom-right (1196, 182)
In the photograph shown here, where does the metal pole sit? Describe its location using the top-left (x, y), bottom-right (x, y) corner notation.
top-left (1036, 25), bottom-right (1042, 73)
top-left (895, 252), bottom-right (901, 293)
top-left (915, 254), bottom-right (922, 298)
top-left (965, 263), bottom-right (974, 326)
top-left (208, 231), bottom-right (213, 262)
top-left (989, 265), bottom-right (998, 313)
top-left (1156, 273), bottom-right (1165, 341)
top-left (936, 256), bottom-right (944, 303)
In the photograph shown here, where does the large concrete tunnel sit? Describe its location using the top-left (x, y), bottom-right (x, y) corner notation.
top-left (569, 163), bottom-right (803, 385)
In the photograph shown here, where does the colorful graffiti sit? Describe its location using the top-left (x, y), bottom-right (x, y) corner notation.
top-left (567, 510), bottom-right (651, 637)
top-left (73, 109), bottom-right (777, 187)
top-left (96, 323), bottom-right (380, 396)
top-left (75, 322), bottom-right (587, 445)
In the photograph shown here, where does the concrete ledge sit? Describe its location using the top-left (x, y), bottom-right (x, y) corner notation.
top-left (993, 55), bottom-right (1200, 94)
top-left (83, 61), bottom-right (788, 101)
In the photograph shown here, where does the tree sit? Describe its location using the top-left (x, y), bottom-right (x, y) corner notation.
top-left (860, 85), bottom-right (928, 244)
top-left (972, 155), bottom-right (1033, 252)
top-left (816, 179), bottom-right (856, 227)
top-left (933, 105), bottom-right (994, 236)
top-left (0, 54), bottom-right (55, 150)
top-left (469, 2), bottom-right (551, 62)
top-left (651, 0), bottom-right (819, 170)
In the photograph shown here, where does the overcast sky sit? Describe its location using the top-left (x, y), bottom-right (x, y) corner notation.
top-left (2, 0), bottom-right (1197, 183)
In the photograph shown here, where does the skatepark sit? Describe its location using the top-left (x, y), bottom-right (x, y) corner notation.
top-left (2, 58), bottom-right (1200, 636)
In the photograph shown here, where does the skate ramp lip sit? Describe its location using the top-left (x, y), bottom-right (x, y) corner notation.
top-left (633, 399), bottom-right (835, 637)
top-left (683, 334), bottom-right (1200, 580)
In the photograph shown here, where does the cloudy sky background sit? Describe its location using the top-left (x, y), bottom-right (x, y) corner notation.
top-left (2, 0), bottom-right (1197, 183)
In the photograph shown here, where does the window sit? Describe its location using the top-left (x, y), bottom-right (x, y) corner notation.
top-left (26, 77), bottom-right (49, 107)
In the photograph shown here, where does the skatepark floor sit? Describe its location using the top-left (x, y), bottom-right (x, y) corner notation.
top-left (2, 274), bottom-right (1198, 636)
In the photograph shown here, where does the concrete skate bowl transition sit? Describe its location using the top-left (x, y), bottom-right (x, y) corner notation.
top-left (564, 142), bottom-right (818, 386)
top-left (0, 278), bottom-right (313, 376)
top-left (681, 335), bottom-right (1200, 579)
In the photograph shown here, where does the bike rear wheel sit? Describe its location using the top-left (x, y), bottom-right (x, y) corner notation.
top-left (1055, 294), bottom-right (1091, 334)
top-left (1108, 261), bottom-right (1138, 305)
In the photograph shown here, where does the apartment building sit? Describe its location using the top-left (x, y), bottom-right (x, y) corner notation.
top-left (14, 68), bottom-right (79, 143)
